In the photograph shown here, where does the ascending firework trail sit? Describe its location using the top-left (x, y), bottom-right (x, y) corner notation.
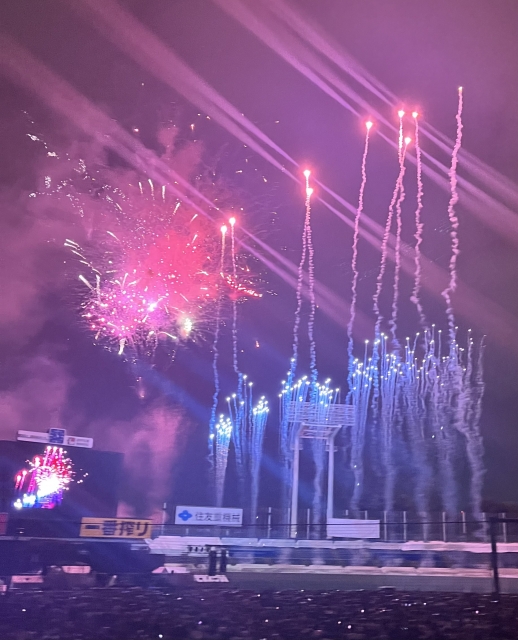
top-left (353, 116), bottom-right (407, 514)
top-left (442, 87), bottom-right (464, 344)
top-left (280, 169), bottom-right (325, 517)
top-left (410, 111), bottom-right (427, 328)
top-left (397, 109), bottom-right (404, 165)
top-left (347, 120), bottom-right (372, 395)
top-left (344, 93), bottom-right (484, 524)
top-left (372, 112), bottom-right (408, 339)
top-left (302, 172), bottom-right (327, 530)
top-left (304, 171), bottom-right (318, 387)
top-left (214, 415), bottom-right (232, 507)
top-left (346, 120), bottom-right (373, 514)
top-left (208, 225), bottom-right (227, 471)
top-left (389, 136), bottom-right (411, 348)
top-left (229, 216), bottom-right (242, 381)
top-left (434, 88), bottom-right (465, 521)
top-left (227, 215), bottom-right (246, 495)
top-left (280, 171), bottom-right (310, 486)
top-left (439, 88), bottom-right (484, 526)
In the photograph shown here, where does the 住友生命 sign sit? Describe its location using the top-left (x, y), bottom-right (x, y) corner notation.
top-left (79, 517), bottom-right (152, 538)
top-left (175, 506), bottom-right (243, 527)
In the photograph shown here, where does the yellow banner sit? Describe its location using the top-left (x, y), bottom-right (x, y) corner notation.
top-left (80, 517), bottom-right (152, 539)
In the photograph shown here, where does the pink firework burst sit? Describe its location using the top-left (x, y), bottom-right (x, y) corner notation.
top-left (67, 181), bottom-right (225, 358)
top-left (14, 446), bottom-right (73, 510)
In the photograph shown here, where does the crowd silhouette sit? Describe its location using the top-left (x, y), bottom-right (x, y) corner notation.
top-left (0, 587), bottom-right (517, 639)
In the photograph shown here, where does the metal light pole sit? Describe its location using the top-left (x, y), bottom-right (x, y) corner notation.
top-left (290, 429), bottom-right (302, 538)
top-left (286, 402), bottom-right (354, 539)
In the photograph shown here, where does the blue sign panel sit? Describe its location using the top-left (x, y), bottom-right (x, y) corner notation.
top-left (48, 428), bottom-right (66, 445)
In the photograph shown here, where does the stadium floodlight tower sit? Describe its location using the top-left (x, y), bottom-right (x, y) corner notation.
top-left (286, 397), bottom-right (355, 538)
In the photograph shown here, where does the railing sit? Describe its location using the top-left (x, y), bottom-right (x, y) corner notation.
top-left (154, 509), bottom-right (518, 544)
top-left (4, 510), bottom-right (518, 545)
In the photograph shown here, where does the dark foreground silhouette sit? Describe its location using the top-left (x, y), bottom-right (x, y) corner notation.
top-left (0, 587), bottom-right (517, 639)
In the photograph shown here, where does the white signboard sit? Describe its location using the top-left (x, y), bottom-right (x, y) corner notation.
top-left (17, 431), bottom-right (49, 444)
top-left (17, 430), bottom-right (93, 449)
top-left (194, 575), bottom-right (229, 583)
top-left (327, 518), bottom-right (380, 539)
top-left (62, 565), bottom-right (91, 574)
top-left (11, 575), bottom-right (44, 585)
top-left (64, 436), bottom-right (93, 449)
top-left (175, 506), bottom-right (243, 527)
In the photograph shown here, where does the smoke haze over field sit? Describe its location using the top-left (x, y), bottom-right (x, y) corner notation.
top-left (0, 0), bottom-right (518, 512)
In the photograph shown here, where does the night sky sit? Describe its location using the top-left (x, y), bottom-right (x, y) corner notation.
top-left (0, 0), bottom-right (517, 516)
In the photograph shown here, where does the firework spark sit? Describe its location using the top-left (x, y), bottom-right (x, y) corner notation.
top-left (64, 180), bottom-right (230, 360)
top-left (14, 446), bottom-right (73, 510)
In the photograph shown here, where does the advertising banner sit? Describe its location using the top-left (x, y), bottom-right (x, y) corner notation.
top-left (11, 575), bottom-right (43, 584)
top-left (17, 431), bottom-right (49, 444)
top-left (64, 436), bottom-right (93, 449)
top-left (175, 506), bottom-right (243, 527)
top-left (79, 517), bottom-right (152, 538)
top-left (17, 430), bottom-right (93, 448)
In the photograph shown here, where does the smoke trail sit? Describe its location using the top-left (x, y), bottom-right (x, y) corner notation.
top-left (226, 218), bottom-right (259, 513)
top-left (456, 332), bottom-right (486, 524)
top-left (208, 226), bottom-right (227, 473)
top-left (215, 415), bottom-right (232, 507)
top-left (229, 376), bottom-right (260, 513)
top-left (469, 336), bottom-right (486, 522)
top-left (402, 336), bottom-right (431, 538)
top-left (347, 121), bottom-right (372, 396)
top-left (310, 381), bottom-right (331, 534)
top-left (228, 216), bottom-right (245, 479)
top-left (373, 123), bottom-right (407, 337)
top-left (439, 208), bottom-right (465, 523)
top-left (229, 217), bottom-right (240, 378)
top-left (433, 333), bottom-right (460, 517)
top-left (241, 378), bottom-right (252, 505)
top-left (346, 128), bottom-right (372, 515)
top-left (344, 323), bottom-right (484, 525)
top-left (410, 112), bottom-right (427, 327)
top-left (389, 139), bottom-right (410, 347)
top-left (371, 118), bottom-right (408, 435)
top-left (304, 172), bottom-right (326, 531)
top-left (380, 348), bottom-right (400, 515)
top-left (280, 170), bottom-right (313, 511)
top-left (227, 393), bottom-right (242, 497)
top-left (312, 436), bottom-right (326, 536)
top-left (350, 340), bottom-right (374, 513)
top-left (442, 88), bottom-right (464, 343)
top-left (250, 397), bottom-right (269, 524)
